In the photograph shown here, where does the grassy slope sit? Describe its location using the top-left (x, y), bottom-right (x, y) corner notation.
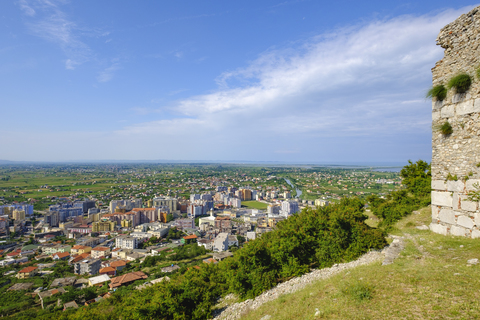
top-left (239, 206), bottom-right (480, 319)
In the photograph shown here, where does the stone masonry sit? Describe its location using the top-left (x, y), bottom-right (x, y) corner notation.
top-left (430, 6), bottom-right (480, 238)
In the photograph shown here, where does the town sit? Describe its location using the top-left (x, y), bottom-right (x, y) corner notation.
top-left (0, 163), bottom-right (400, 315)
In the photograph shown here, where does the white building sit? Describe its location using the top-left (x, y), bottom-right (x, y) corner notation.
top-left (115, 236), bottom-right (138, 249)
top-left (280, 200), bottom-right (299, 217)
top-left (213, 233), bottom-right (229, 252)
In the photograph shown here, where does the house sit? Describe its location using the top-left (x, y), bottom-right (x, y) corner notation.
top-left (99, 267), bottom-right (116, 276)
top-left (70, 253), bottom-right (90, 265)
top-left (213, 233), bottom-right (229, 252)
top-left (197, 239), bottom-right (213, 250)
top-left (227, 235), bottom-right (238, 247)
top-left (212, 251), bottom-right (233, 261)
top-left (63, 301), bottom-right (79, 311)
top-left (91, 246), bottom-right (110, 259)
top-left (181, 234), bottom-right (198, 244)
top-left (42, 244), bottom-right (71, 255)
top-left (52, 252), bottom-right (70, 260)
top-left (74, 258), bottom-right (101, 276)
top-left (109, 260), bottom-right (127, 272)
top-left (203, 258), bottom-right (218, 264)
top-left (38, 287), bottom-right (66, 309)
top-left (88, 274), bottom-right (111, 287)
top-left (109, 271), bottom-right (147, 289)
top-left (50, 277), bottom-right (77, 288)
top-left (70, 245), bottom-right (92, 255)
top-left (161, 264), bottom-right (180, 273)
top-left (16, 266), bottom-right (38, 279)
top-left (126, 252), bottom-right (144, 261)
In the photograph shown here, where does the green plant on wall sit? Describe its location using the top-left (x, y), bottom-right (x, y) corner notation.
top-left (467, 182), bottom-right (480, 202)
top-left (437, 121), bottom-right (453, 136)
top-left (447, 73), bottom-right (472, 93)
top-left (426, 84), bottom-right (447, 101)
top-left (446, 173), bottom-right (458, 181)
top-left (476, 67), bottom-right (480, 80)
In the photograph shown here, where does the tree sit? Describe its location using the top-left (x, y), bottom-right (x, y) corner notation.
top-left (400, 160), bottom-right (431, 196)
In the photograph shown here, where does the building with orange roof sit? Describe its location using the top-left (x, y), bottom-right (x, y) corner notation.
top-left (202, 258), bottom-right (218, 264)
top-left (99, 266), bottom-right (116, 276)
top-left (71, 245), bottom-right (92, 255)
top-left (16, 266), bottom-right (38, 279)
top-left (109, 260), bottom-right (127, 271)
top-left (52, 252), bottom-right (70, 260)
top-left (109, 271), bottom-right (147, 289)
top-left (70, 252), bottom-right (90, 264)
top-left (181, 234), bottom-right (198, 244)
top-left (91, 246), bottom-right (110, 259)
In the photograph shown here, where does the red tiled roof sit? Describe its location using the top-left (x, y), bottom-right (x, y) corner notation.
top-left (183, 235), bottom-right (198, 240)
top-left (99, 267), bottom-right (115, 273)
top-left (71, 253), bottom-right (90, 263)
top-left (110, 260), bottom-right (127, 268)
top-left (19, 266), bottom-right (38, 273)
top-left (54, 252), bottom-right (70, 259)
top-left (132, 208), bottom-right (155, 211)
top-left (92, 246), bottom-right (109, 251)
top-left (109, 271), bottom-right (147, 288)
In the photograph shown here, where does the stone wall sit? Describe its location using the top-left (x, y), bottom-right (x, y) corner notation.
top-left (430, 6), bottom-right (480, 238)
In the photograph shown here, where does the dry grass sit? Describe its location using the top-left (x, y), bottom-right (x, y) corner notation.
top-left (240, 206), bottom-right (480, 319)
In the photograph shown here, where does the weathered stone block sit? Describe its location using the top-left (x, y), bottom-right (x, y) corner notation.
top-left (432, 111), bottom-right (441, 121)
top-left (474, 213), bottom-right (480, 226)
top-left (457, 215), bottom-right (475, 229)
top-left (461, 199), bottom-right (477, 212)
top-left (456, 100), bottom-right (475, 115)
top-left (466, 179), bottom-right (480, 191)
top-left (431, 180), bottom-right (447, 191)
top-left (447, 180), bottom-right (465, 192)
top-left (431, 206), bottom-right (440, 220)
top-left (472, 229), bottom-right (480, 239)
top-left (451, 225), bottom-right (468, 236)
top-left (432, 191), bottom-right (453, 207)
top-left (430, 223), bottom-right (448, 235)
top-left (474, 98), bottom-right (480, 112)
top-left (439, 208), bottom-right (455, 224)
top-left (452, 93), bottom-right (466, 104)
top-left (441, 105), bottom-right (455, 118)
top-left (453, 192), bottom-right (461, 210)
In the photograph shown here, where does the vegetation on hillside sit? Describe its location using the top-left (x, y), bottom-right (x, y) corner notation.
top-left (367, 160), bottom-right (431, 228)
top-left (7, 198), bottom-right (386, 320)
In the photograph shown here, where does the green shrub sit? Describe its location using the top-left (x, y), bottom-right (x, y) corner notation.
top-left (426, 84), bottom-right (447, 101)
top-left (447, 73), bottom-right (472, 93)
top-left (367, 160), bottom-right (431, 228)
top-left (438, 121), bottom-right (453, 135)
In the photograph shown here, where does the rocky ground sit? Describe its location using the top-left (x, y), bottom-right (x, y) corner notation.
top-left (212, 237), bottom-right (405, 320)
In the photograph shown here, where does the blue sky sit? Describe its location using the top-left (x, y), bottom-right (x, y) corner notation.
top-left (0, 1), bottom-right (477, 163)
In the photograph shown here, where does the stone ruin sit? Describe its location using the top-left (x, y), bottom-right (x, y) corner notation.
top-left (430, 6), bottom-right (480, 237)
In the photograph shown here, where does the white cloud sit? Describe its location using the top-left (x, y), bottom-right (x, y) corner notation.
top-left (17, 0), bottom-right (35, 16)
top-left (18, 0), bottom-right (92, 69)
top-left (113, 7), bottom-right (472, 162)
top-left (97, 59), bottom-right (121, 82)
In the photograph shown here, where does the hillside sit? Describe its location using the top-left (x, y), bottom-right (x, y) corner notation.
top-left (230, 206), bottom-right (480, 319)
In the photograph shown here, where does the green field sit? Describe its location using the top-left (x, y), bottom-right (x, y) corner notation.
top-left (242, 200), bottom-right (269, 209)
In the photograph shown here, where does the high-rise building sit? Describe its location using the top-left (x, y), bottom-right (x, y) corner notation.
top-left (12, 209), bottom-right (25, 221)
top-left (92, 220), bottom-right (116, 232)
top-left (152, 197), bottom-right (178, 213)
top-left (241, 189), bottom-right (252, 201)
